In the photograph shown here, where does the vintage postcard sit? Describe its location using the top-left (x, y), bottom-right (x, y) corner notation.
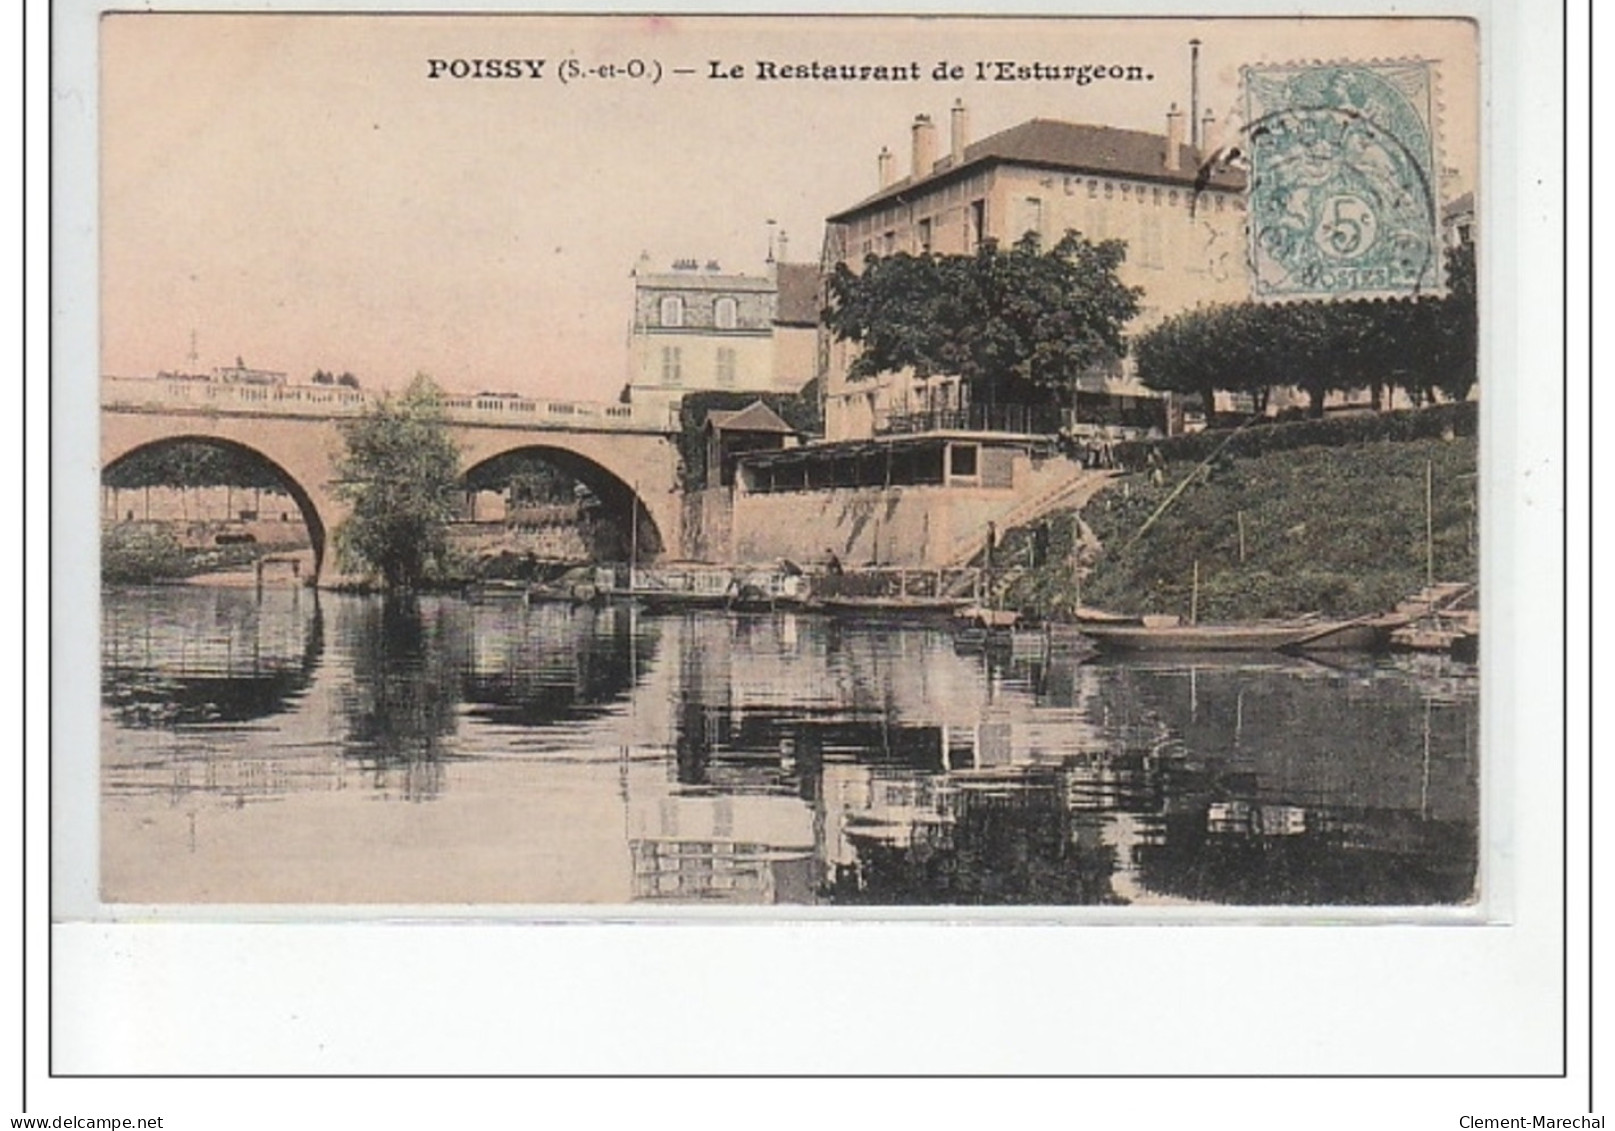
top-left (86, 12), bottom-right (1484, 912)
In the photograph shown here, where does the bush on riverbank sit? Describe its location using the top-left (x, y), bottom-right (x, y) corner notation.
top-left (102, 525), bottom-right (193, 583)
top-left (325, 545), bottom-right (595, 593)
top-left (1110, 400), bottom-right (1475, 470)
top-left (102, 525), bottom-right (311, 583)
top-left (1003, 432), bottom-right (1478, 623)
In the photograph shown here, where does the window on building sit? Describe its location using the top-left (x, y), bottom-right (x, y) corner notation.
top-left (882, 230), bottom-right (897, 255)
top-left (660, 295), bottom-right (684, 328)
top-left (1018, 196), bottom-right (1044, 241)
top-left (714, 296), bottom-right (738, 330)
top-left (969, 200), bottom-right (986, 249)
top-left (1087, 179), bottom-right (1099, 198)
top-left (661, 346), bottom-right (683, 385)
top-left (1086, 204), bottom-right (1109, 242)
top-left (949, 444), bottom-right (979, 480)
top-left (918, 217), bottom-right (933, 254)
top-left (716, 347), bottom-right (736, 387)
top-left (1141, 212), bottom-right (1163, 269)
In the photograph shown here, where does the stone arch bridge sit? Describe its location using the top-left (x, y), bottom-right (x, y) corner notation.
top-left (101, 376), bottom-right (685, 580)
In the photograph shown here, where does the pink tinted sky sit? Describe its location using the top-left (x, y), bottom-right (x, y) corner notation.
top-left (101, 14), bottom-right (1477, 400)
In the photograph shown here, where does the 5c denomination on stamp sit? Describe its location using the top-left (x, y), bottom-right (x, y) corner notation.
top-left (1243, 60), bottom-right (1444, 301)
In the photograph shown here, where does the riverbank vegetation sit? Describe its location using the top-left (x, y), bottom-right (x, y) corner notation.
top-left (101, 525), bottom-right (303, 584)
top-left (1002, 427), bottom-right (1478, 623)
top-left (101, 526), bottom-right (193, 583)
top-left (333, 375), bottom-right (462, 590)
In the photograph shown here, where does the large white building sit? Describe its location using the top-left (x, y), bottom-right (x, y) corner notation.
top-left (818, 101), bottom-right (1247, 441)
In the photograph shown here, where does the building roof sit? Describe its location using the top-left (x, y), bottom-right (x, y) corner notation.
top-left (635, 271), bottom-right (776, 293)
top-left (773, 263), bottom-right (822, 326)
top-left (1441, 191), bottom-right (1475, 222)
top-left (829, 117), bottom-right (1245, 223)
top-left (704, 400), bottom-right (798, 435)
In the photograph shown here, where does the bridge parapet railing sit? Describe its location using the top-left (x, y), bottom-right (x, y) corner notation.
top-left (103, 376), bottom-right (675, 432)
top-left (102, 376), bottom-right (375, 414)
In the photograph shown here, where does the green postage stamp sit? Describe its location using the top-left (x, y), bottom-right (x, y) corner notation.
top-left (1243, 60), bottom-right (1443, 300)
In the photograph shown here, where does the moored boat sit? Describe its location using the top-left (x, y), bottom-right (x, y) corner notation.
top-left (816, 594), bottom-right (973, 616)
top-left (1079, 618), bottom-right (1339, 653)
top-left (464, 579), bottom-right (530, 604)
top-left (1285, 613), bottom-right (1403, 652)
top-left (598, 563), bottom-right (810, 613)
top-left (954, 605), bottom-right (1020, 629)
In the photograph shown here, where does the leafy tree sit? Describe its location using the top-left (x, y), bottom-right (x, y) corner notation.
top-left (333, 375), bottom-right (462, 589)
top-left (1136, 305), bottom-right (1251, 427)
top-left (103, 441), bottom-right (291, 522)
top-left (1410, 243), bottom-right (1477, 404)
top-left (105, 443), bottom-right (285, 492)
top-left (1285, 302), bottom-right (1380, 418)
top-left (823, 231), bottom-right (1141, 413)
top-left (1136, 260), bottom-right (1478, 422)
top-left (312, 369), bottom-right (361, 388)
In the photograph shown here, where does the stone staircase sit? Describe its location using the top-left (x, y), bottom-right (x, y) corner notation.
top-left (939, 462), bottom-right (1115, 571)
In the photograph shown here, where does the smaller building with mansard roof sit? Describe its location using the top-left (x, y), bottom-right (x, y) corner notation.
top-left (625, 256), bottom-right (822, 418)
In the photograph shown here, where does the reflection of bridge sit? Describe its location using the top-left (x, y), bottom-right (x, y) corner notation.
top-left (101, 376), bottom-right (685, 578)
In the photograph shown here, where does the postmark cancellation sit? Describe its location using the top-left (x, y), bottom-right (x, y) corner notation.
top-left (1242, 59), bottom-right (1444, 301)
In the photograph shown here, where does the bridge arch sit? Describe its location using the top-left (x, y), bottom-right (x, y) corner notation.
top-left (460, 443), bottom-right (670, 559)
top-left (102, 377), bottom-right (686, 579)
top-left (101, 433), bottom-right (333, 577)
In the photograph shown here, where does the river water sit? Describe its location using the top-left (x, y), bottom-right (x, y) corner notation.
top-left (100, 584), bottom-right (1479, 908)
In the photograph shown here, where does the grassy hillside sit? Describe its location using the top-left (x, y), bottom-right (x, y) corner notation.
top-left (1003, 433), bottom-right (1478, 623)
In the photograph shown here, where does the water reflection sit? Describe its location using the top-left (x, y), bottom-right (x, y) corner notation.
top-left (101, 590), bottom-right (1480, 906)
top-left (459, 601), bottom-right (658, 730)
top-left (102, 585), bottom-right (323, 727)
top-left (336, 596), bottom-right (465, 800)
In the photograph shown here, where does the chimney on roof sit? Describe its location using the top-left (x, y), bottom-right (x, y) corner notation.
top-left (1164, 103), bottom-right (1185, 171)
top-left (777, 230), bottom-right (789, 264)
top-left (1189, 39), bottom-right (1202, 152)
top-left (950, 98), bottom-right (970, 164)
top-left (911, 114), bottom-right (937, 179)
top-left (877, 146), bottom-right (895, 189)
top-left (1200, 109), bottom-right (1220, 156)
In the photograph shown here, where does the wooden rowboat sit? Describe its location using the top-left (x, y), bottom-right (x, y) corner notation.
top-left (1078, 620), bottom-right (1328, 652)
top-left (1077, 607), bottom-right (1402, 654)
